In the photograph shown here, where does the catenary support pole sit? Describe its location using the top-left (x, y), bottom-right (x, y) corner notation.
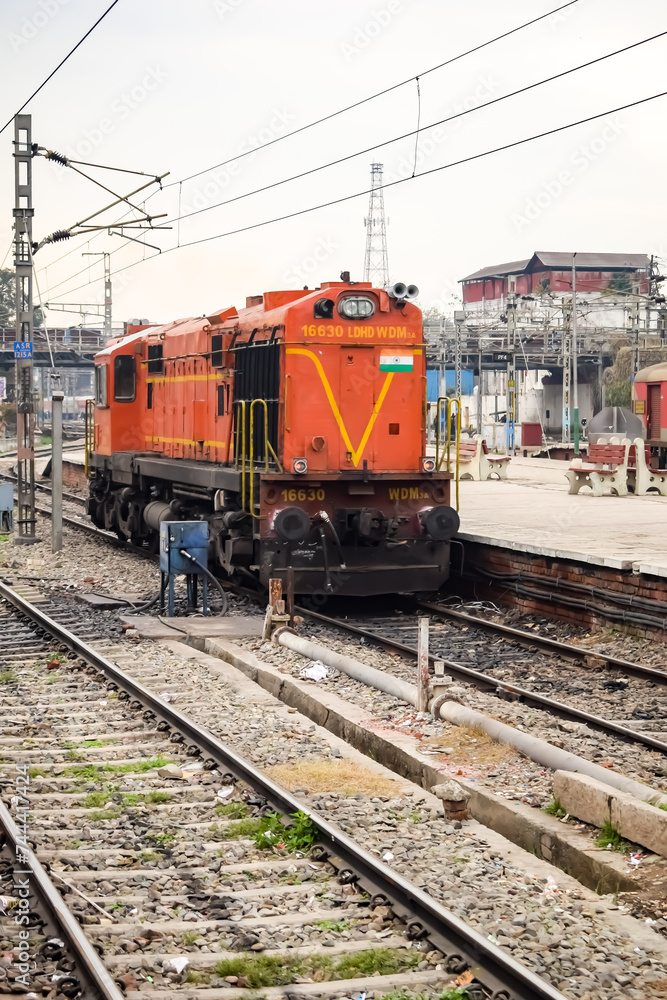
top-left (51, 381), bottom-right (63, 553)
top-left (13, 114), bottom-right (37, 543)
top-left (572, 252), bottom-right (579, 455)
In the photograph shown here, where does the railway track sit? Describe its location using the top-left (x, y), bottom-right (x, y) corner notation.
top-left (298, 602), bottom-right (667, 760)
top-left (3, 466), bottom-right (667, 766)
top-left (0, 579), bottom-right (566, 1000)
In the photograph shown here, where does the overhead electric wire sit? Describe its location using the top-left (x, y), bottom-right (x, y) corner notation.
top-left (0, 0), bottom-right (122, 136)
top-left (167, 29), bottom-right (667, 228)
top-left (46, 88), bottom-right (667, 303)
top-left (164, 0), bottom-right (580, 190)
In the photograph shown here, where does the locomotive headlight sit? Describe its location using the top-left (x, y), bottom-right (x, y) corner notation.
top-left (422, 457), bottom-right (436, 473)
top-left (339, 296), bottom-right (375, 320)
top-left (293, 458), bottom-right (308, 474)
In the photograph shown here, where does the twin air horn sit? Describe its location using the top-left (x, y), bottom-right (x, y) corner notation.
top-left (388, 282), bottom-right (419, 301)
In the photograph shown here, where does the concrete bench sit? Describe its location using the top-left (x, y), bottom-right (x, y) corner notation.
top-left (481, 439), bottom-right (511, 480)
top-left (565, 438), bottom-right (630, 497)
top-left (456, 435), bottom-right (511, 481)
top-left (627, 437), bottom-right (667, 496)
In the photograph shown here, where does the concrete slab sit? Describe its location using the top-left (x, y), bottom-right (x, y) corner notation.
top-left (455, 455), bottom-right (667, 575)
top-left (121, 614), bottom-right (262, 640)
top-left (554, 769), bottom-right (667, 858)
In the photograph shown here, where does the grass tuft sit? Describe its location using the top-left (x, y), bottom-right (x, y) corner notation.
top-left (213, 947), bottom-right (416, 989)
top-left (0, 670), bottom-right (17, 684)
top-left (543, 797), bottom-right (566, 818)
top-left (253, 810), bottom-right (318, 853)
top-left (265, 758), bottom-right (399, 797)
top-left (214, 801), bottom-right (248, 819)
top-left (594, 819), bottom-right (630, 853)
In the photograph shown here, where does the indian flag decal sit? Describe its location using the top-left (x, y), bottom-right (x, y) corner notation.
top-left (379, 351), bottom-right (414, 372)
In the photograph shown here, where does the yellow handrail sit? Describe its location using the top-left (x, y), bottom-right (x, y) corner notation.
top-left (234, 398), bottom-right (284, 518)
top-left (84, 398), bottom-right (95, 479)
top-left (435, 394), bottom-right (461, 511)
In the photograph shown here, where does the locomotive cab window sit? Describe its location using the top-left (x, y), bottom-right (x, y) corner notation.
top-left (94, 365), bottom-right (107, 406)
top-left (114, 355), bottom-right (136, 402)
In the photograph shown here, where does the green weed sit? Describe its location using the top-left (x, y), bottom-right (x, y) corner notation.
top-left (594, 819), bottom-right (630, 853)
top-left (253, 810), bottom-right (318, 853)
top-left (185, 971), bottom-right (209, 985)
top-left (213, 948), bottom-right (416, 989)
top-left (315, 919), bottom-right (353, 933)
top-left (145, 830), bottom-right (176, 847)
top-left (0, 670), bottom-right (16, 684)
top-left (88, 807), bottom-right (122, 821)
top-left (139, 850), bottom-right (160, 863)
top-left (182, 930), bottom-right (200, 946)
top-left (214, 802), bottom-right (248, 819)
top-left (220, 818), bottom-right (266, 840)
top-left (543, 798), bottom-right (566, 818)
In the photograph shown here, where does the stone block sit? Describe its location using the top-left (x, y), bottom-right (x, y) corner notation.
top-left (554, 770), bottom-right (667, 858)
top-left (553, 771), bottom-right (613, 829)
top-left (611, 795), bottom-right (667, 858)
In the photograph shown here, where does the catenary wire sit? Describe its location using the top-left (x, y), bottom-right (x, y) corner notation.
top-left (166, 29), bottom-right (667, 228)
top-left (0, 0), bottom-right (122, 136)
top-left (163, 0), bottom-right (580, 190)
top-left (44, 25), bottom-right (665, 298)
top-left (46, 88), bottom-right (667, 302)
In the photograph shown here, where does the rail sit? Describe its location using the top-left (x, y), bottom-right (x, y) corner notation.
top-left (297, 605), bottom-right (667, 755)
top-left (0, 578), bottom-right (567, 1000)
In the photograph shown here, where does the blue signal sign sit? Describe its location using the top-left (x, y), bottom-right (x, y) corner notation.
top-left (13, 341), bottom-right (32, 359)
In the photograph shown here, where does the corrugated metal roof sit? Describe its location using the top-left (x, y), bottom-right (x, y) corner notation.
top-left (460, 258), bottom-right (530, 282)
top-left (533, 251), bottom-right (650, 270)
top-left (460, 251), bottom-right (650, 283)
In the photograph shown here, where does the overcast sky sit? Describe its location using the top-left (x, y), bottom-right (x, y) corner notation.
top-left (1, 0), bottom-right (665, 327)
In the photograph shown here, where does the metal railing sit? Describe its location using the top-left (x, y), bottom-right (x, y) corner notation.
top-left (435, 395), bottom-right (461, 511)
top-left (233, 398), bottom-right (283, 518)
top-left (84, 398), bottom-right (95, 478)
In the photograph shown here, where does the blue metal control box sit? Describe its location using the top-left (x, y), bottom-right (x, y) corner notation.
top-left (159, 521), bottom-right (210, 615)
top-left (160, 520), bottom-right (209, 574)
top-left (0, 482), bottom-right (13, 532)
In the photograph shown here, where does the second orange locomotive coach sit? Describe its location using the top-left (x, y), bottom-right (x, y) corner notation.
top-left (88, 277), bottom-right (458, 595)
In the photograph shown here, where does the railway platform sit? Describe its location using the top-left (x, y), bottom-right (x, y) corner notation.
top-left (457, 455), bottom-right (667, 576)
top-left (455, 455), bottom-right (667, 634)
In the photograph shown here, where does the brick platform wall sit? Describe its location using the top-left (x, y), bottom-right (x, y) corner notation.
top-left (456, 540), bottom-right (667, 639)
top-left (62, 459), bottom-right (88, 492)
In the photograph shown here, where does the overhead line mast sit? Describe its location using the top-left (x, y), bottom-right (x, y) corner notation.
top-left (363, 163), bottom-right (389, 288)
top-left (13, 114), bottom-right (37, 544)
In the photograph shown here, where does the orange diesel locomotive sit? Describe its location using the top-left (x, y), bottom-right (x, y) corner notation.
top-left (88, 278), bottom-right (458, 595)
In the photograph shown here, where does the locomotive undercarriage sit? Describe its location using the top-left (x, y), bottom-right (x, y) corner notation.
top-left (88, 457), bottom-right (457, 597)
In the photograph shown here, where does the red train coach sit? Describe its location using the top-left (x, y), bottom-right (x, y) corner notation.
top-left (88, 277), bottom-right (458, 595)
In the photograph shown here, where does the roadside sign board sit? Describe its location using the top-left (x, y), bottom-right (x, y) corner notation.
top-left (13, 341), bottom-right (32, 359)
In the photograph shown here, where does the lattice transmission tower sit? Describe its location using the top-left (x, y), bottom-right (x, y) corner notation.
top-left (363, 163), bottom-right (389, 287)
